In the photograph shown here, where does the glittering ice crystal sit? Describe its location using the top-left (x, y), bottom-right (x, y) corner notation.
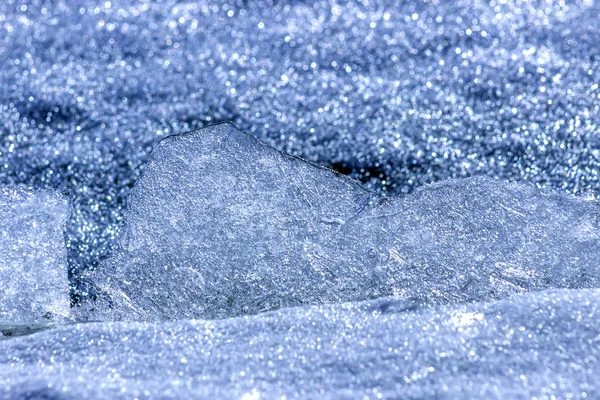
top-left (0, 188), bottom-right (70, 323)
top-left (90, 123), bottom-right (600, 321)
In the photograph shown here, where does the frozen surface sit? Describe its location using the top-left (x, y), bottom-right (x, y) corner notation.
top-left (89, 123), bottom-right (600, 321)
top-left (2, 1), bottom-right (600, 296)
top-left (0, 188), bottom-right (70, 323)
top-left (1, 1), bottom-right (599, 395)
top-left (3, 289), bottom-right (600, 399)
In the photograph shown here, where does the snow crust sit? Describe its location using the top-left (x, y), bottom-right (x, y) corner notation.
top-left (3, 290), bottom-right (599, 399)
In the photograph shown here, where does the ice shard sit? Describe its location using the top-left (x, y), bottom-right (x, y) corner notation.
top-left (0, 188), bottom-right (70, 323)
top-left (90, 123), bottom-right (600, 321)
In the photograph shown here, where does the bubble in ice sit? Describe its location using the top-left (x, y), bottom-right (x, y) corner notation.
top-left (87, 123), bottom-right (600, 321)
top-left (0, 188), bottom-right (70, 324)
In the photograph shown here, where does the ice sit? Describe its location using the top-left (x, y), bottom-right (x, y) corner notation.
top-left (2, 1), bottom-right (600, 300)
top-left (1, 0), bottom-right (599, 395)
top-left (3, 289), bottom-right (600, 399)
top-left (89, 123), bottom-right (600, 321)
top-left (0, 188), bottom-right (70, 323)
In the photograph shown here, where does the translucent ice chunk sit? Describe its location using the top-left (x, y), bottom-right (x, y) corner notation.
top-left (90, 123), bottom-right (600, 321)
top-left (0, 188), bottom-right (70, 323)
top-left (3, 290), bottom-right (600, 399)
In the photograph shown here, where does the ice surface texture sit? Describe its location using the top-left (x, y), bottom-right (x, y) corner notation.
top-left (91, 124), bottom-right (600, 321)
top-left (2, 1), bottom-right (600, 294)
top-left (0, 188), bottom-right (69, 323)
top-left (3, 290), bottom-right (600, 399)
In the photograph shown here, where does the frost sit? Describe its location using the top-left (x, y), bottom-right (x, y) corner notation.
top-left (0, 188), bottom-right (70, 323)
top-left (89, 123), bottom-right (600, 321)
top-left (3, 290), bottom-right (600, 399)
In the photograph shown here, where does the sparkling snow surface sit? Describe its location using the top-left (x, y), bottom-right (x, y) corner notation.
top-left (1, 0), bottom-right (600, 398)
top-left (0, 188), bottom-right (70, 323)
top-left (89, 123), bottom-right (600, 321)
top-left (2, 0), bottom-right (600, 293)
top-left (3, 290), bottom-right (600, 399)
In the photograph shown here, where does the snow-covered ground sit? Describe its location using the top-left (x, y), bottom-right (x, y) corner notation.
top-left (4, 290), bottom-right (600, 399)
top-left (1, 1), bottom-right (600, 398)
top-left (2, 0), bottom-right (599, 291)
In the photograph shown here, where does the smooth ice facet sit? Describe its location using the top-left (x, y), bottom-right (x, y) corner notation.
top-left (3, 290), bottom-right (600, 399)
top-left (0, 188), bottom-right (70, 323)
top-left (90, 123), bottom-right (600, 321)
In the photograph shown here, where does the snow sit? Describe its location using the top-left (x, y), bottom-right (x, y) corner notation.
top-left (1, 0), bottom-right (599, 295)
top-left (1, 0), bottom-right (599, 397)
top-left (3, 290), bottom-right (599, 399)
